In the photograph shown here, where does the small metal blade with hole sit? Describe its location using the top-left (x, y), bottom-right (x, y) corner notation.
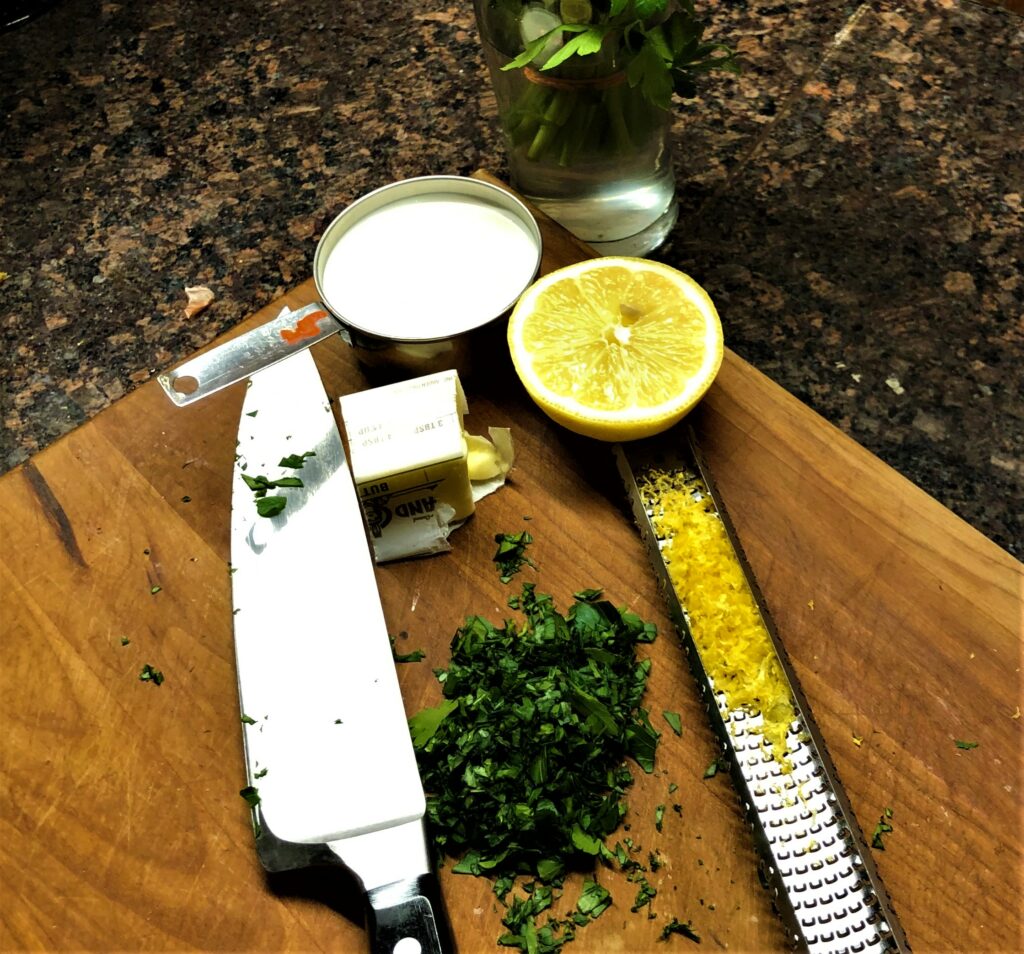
top-left (614, 431), bottom-right (909, 954)
top-left (231, 348), bottom-right (453, 954)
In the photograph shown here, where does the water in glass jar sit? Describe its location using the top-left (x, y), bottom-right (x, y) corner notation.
top-left (479, 36), bottom-right (678, 257)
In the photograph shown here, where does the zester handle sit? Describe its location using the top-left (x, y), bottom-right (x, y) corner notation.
top-left (366, 873), bottom-right (456, 954)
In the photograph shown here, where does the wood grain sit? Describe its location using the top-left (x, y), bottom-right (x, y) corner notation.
top-left (0, 178), bottom-right (1020, 953)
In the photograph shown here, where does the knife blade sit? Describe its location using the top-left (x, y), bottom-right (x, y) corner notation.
top-left (614, 430), bottom-right (909, 954)
top-left (231, 348), bottom-right (454, 954)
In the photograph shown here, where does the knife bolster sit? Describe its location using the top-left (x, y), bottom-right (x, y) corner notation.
top-left (366, 872), bottom-right (455, 954)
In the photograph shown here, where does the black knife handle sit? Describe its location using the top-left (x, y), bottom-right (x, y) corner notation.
top-left (366, 872), bottom-right (455, 954)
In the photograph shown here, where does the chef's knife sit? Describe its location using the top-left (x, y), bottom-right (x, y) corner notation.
top-left (231, 348), bottom-right (454, 954)
top-left (615, 431), bottom-right (909, 954)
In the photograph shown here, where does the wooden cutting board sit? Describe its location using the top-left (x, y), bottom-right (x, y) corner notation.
top-left (0, 174), bottom-right (1020, 953)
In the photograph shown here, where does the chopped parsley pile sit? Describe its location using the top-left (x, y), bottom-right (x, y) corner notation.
top-left (409, 537), bottom-right (703, 951)
top-left (411, 583), bottom-right (658, 876)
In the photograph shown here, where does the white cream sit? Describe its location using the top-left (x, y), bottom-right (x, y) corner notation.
top-left (320, 193), bottom-right (539, 341)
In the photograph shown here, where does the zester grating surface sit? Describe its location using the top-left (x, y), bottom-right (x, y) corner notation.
top-left (614, 436), bottom-right (909, 954)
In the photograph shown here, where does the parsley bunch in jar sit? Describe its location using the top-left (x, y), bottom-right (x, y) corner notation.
top-left (472, 0), bottom-right (740, 254)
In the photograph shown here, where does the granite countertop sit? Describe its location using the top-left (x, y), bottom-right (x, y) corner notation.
top-left (1, 0), bottom-right (1021, 557)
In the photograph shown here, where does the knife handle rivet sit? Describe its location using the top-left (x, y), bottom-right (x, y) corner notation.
top-left (392, 938), bottom-right (422, 954)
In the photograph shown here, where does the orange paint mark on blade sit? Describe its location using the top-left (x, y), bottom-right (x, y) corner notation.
top-left (280, 310), bottom-right (330, 344)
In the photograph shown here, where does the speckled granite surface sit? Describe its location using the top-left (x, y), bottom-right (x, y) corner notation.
top-left (1, 0), bottom-right (1021, 555)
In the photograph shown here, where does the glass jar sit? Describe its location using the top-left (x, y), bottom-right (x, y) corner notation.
top-left (473, 0), bottom-right (678, 257)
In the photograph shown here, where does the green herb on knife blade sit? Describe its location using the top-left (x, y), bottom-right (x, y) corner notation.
top-left (240, 713), bottom-right (257, 725)
top-left (243, 467), bottom-right (308, 518)
top-left (242, 473), bottom-right (305, 494)
top-left (279, 451), bottom-right (316, 468)
top-left (255, 496), bottom-right (287, 518)
top-left (268, 477), bottom-right (304, 489)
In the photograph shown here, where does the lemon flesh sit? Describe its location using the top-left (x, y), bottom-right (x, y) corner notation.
top-left (507, 257), bottom-right (724, 441)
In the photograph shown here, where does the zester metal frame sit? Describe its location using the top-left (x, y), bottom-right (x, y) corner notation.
top-left (614, 431), bottom-right (909, 954)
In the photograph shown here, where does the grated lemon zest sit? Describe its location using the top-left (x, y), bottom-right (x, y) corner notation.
top-left (642, 469), bottom-right (797, 770)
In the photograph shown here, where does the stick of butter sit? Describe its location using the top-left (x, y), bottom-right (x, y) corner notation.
top-left (340, 370), bottom-right (477, 561)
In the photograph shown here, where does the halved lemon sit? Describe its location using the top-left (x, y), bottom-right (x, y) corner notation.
top-left (507, 257), bottom-right (725, 441)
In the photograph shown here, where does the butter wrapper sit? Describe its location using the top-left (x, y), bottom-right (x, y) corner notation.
top-left (340, 370), bottom-right (511, 561)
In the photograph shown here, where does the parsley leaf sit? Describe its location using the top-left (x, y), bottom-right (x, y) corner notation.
top-left (631, 875), bottom-right (657, 912)
top-left (662, 710), bottom-right (683, 736)
top-left (279, 451), bottom-right (316, 468)
top-left (138, 664), bottom-right (164, 686)
top-left (389, 634), bottom-right (426, 663)
top-left (255, 496), bottom-right (287, 518)
top-left (239, 785), bottom-right (261, 809)
top-left (626, 707), bottom-right (660, 773)
top-left (955, 739), bottom-right (979, 750)
top-left (407, 699), bottom-right (458, 748)
top-left (576, 880), bottom-right (611, 918)
top-left (493, 531), bottom-right (536, 583)
top-left (660, 917), bottom-right (700, 942)
top-left (241, 473), bottom-right (273, 495)
top-left (243, 460), bottom-right (310, 517)
top-left (871, 807), bottom-right (894, 849)
top-left (541, 26), bottom-right (607, 72)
